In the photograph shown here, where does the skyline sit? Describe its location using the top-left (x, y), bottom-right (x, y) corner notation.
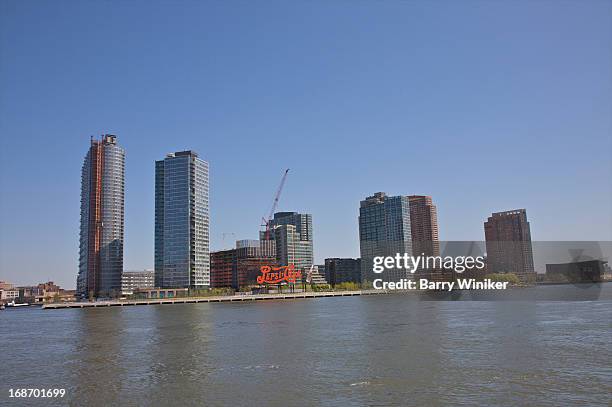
top-left (1, 0), bottom-right (611, 288)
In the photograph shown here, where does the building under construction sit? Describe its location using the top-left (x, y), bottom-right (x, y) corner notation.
top-left (76, 135), bottom-right (125, 298)
top-left (262, 212), bottom-right (314, 271)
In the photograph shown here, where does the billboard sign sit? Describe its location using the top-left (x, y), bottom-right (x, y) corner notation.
top-left (257, 264), bottom-right (302, 284)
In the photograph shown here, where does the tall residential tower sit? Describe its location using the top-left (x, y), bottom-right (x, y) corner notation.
top-left (359, 192), bottom-right (412, 283)
top-left (77, 135), bottom-right (125, 298)
top-left (408, 195), bottom-right (440, 258)
top-left (484, 209), bottom-right (535, 282)
top-left (155, 151), bottom-right (210, 289)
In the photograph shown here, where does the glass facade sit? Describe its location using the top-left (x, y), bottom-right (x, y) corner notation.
top-left (324, 258), bottom-right (361, 285)
top-left (268, 212), bottom-right (314, 270)
top-left (155, 151), bottom-right (209, 289)
top-left (77, 135), bottom-right (125, 298)
top-left (359, 192), bottom-right (412, 283)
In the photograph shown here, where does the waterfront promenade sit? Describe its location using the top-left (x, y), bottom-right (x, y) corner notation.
top-left (42, 290), bottom-right (375, 309)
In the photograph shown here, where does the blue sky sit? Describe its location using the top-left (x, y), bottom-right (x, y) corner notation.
top-left (1, 0), bottom-right (610, 288)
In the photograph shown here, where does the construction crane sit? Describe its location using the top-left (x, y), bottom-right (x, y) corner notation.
top-left (261, 169), bottom-right (290, 240)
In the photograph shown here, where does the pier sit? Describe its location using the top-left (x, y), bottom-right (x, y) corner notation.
top-left (42, 290), bottom-right (377, 309)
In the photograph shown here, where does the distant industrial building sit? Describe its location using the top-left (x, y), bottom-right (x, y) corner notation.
top-left (211, 240), bottom-right (277, 290)
top-left (359, 192), bottom-right (413, 283)
top-left (210, 249), bottom-right (235, 288)
top-left (121, 270), bottom-right (155, 294)
top-left (25, 281), bottom-right (61, 296)
top-left (77, 135), bottom-right (125, 298)
top-left (209, 235), bottom-right (329, 289)
top-left (155, 151), bottom-right (210, 289)
top-left (484, 209), bottom-right (535, 282)
top-left (545, 260), bottom-right (607, 283)
top-left (235, 257), bottom-right (277, 289)
top-left (324, 258), bottom-right (361, 286)
top-left (14, 282), bottom-right (74, 304)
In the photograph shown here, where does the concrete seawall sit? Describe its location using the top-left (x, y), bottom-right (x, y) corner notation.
top-left (42, 290), bottom-right (378, 309)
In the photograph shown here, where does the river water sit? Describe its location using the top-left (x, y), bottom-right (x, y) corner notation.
top-left (1, 284), bottom-right (611, 406)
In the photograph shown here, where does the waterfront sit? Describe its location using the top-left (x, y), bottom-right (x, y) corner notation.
top-left (41, 290), bottom-right (368, 309)
top-left (1, 284), bottom-right (611, 406)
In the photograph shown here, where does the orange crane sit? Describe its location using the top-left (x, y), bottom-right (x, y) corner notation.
top-left (261, 169), bottom-right (290, 240)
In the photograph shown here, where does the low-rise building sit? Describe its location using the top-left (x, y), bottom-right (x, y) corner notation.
top-left (305, 265), bottom-right (328, 285)
top-left (1, 281), bottom-right (73, 304)
top-left (545, 260), bottom-right (607, 283)
top-left (603, 263), bottom-right (612, 281)
top-left (211, 240), bottom-right (277, 290)
top-left (0, 288), bottom-right (20, 301)
top-left (324, 258), bottom-right (361, 286)
top-left (0, 281), bottom-right (15, 290)
top-left (211, 249), bottom-right (235, 288)
top-left (136, 288), bottom-right (188, 299)
top-left (121, 270), bottom-right (155, 295)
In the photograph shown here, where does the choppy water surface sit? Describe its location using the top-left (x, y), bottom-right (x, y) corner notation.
top-left (1, 284), bottom-right (611, 406)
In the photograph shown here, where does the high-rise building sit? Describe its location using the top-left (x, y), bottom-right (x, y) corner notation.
top-left (324, 258), bottom-right (361, 286)
top-left (269, 212), bottom-right (313, 241)
top-left (408, 195), bottom-right (440, 258)
top-left (155, 151), bottom-right (210, 289)
top-left (484, 209), bottom-right (535, 282)
top-left (359, 192), bottom-right (412, 283)
top-left (264, 212), bottom-right (314, 270)
top-left (77, 135), bottom-right (125, 298)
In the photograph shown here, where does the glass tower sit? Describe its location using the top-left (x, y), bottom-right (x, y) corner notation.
top-left (266, 212), bottom-right (314, 270)
top-left (77, 135), bottom-right (125, 298)
top-left (359, 192), bottom-right (413, 283)
top-left (155, 151), bottom-right (210, 289)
